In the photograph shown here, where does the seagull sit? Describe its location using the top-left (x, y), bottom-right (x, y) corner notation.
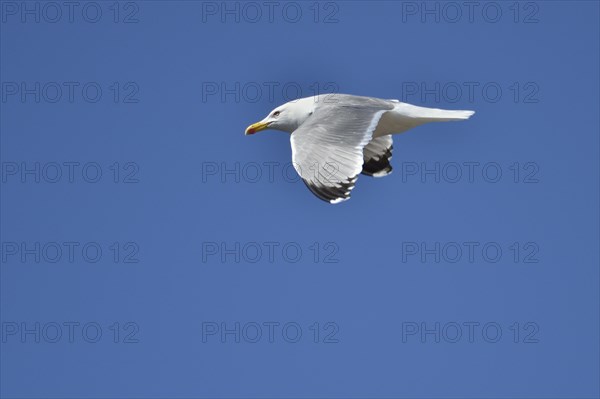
top-left (245, 94), bottom-right (474, 204)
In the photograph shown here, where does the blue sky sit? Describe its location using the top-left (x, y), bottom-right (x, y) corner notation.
top-left (1, 1), bottom-right (599, 397)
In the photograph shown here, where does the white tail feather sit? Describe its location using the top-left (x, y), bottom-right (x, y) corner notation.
top-left (374, 102), bottom-right (475, 136)
top-left (395, 102), bottom-right (475, 121)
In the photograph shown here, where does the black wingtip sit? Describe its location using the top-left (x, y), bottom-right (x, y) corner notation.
top-left (302, 176), bottom-right (357, 204)
top-left (362, 147), bottom-right (393, 177)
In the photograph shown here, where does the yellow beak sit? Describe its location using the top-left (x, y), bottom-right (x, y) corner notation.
top-left (245, 121), bottom-right (270, 135)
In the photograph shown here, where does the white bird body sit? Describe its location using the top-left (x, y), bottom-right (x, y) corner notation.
top-left (245, 94), bottom-right (474, 203)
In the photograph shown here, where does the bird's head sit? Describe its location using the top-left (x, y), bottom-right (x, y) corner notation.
top-left (245, 97), bottom-right (316, 135)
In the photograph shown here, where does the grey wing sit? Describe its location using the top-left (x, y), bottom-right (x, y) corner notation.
top-left (362, 135), bottom-right (393, 177)
top-left (291, 99), bottom-right (393, 204)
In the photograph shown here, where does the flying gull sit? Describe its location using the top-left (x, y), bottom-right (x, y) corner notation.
top-left (245, 94), bottom-right (474, 204)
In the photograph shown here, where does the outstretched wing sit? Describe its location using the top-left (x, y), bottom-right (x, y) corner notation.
top-left (362, 135), bottom-right (393, 177)
top-left (290, 96), bottom-right (394, 204)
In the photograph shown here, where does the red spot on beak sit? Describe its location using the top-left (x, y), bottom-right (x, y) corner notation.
top-left (247, 128), bottom-right (255, 135)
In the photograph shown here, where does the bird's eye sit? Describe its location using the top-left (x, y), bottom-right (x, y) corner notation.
top-left (273, 111), bottom-right (280, 117)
